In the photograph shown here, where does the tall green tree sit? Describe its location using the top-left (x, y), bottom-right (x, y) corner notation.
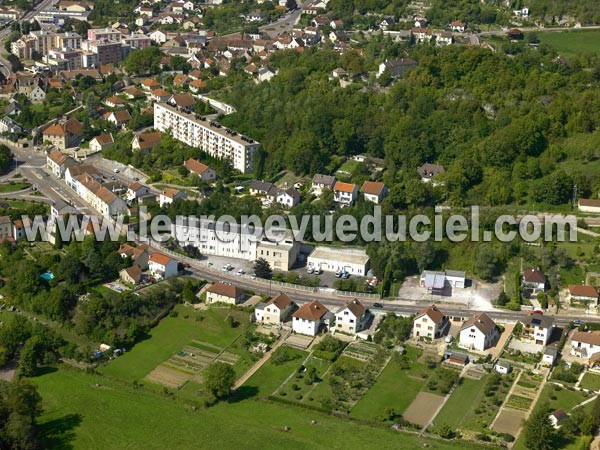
top-left (203, 362), bottom-right (235, 399)
top-left (523, 405), bottom-right (555, 450)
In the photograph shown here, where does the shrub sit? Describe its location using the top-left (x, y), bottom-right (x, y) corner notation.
top-left (294, 393), bottom-right (303, 400)
top-left (271, 346), bottom-right (301, 365)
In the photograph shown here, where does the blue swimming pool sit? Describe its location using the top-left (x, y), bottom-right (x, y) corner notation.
top-left (40, 272), bottom-right (55, 281)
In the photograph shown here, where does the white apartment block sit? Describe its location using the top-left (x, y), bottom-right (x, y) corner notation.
top-left (154, 102), bottom-right (258, 173)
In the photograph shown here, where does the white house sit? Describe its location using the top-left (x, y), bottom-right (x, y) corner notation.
top-left (307, 246), bottom-right (370, 276)
top-left (276, 188), bottom-right (300, 208)
top-left (413, 305), bottom-right (449, 340)
top-left (549, 409), bottom-right (568, 429)
top-left (148, 252), bottom-right (178, 279)
top-left (458, 312), bottom-right (499, 351)
top-left (126, 182), bottom-right (151, 202)
top-left (334, 299), bottom-right (369, 335)
top-left (159, 188), bottom-right (187, 207)
top-left (292, 300), bottom-right (331, 336)
top-left (255, 292), bottom-right (295, 325)
top-left (542, 347), bottom-right (558, 366)
top-left (521, 315), bottom-right (554, 346)
top-left (333, 181), bottom-right (358, 206)
top-left (360, 181), bottom-right (388, 204)
top-left (88, 133), bottom-right (114, 152)
top-left (206, 282), bottom-right (245, 305)
top-left (570, 331), bottom-right (600, 359)
top-left (450, 20), bottom-right (466, 32)
top-left (567, 285), bottom-right (599, 305)
top-left (46, 150), bottom-right (75, 178)
top-left (522, 268), bottom-right (547, 295)
top-left (311, 174), bottom-right (335, 197)
top-left (184, 158), bottom-right (217, 181)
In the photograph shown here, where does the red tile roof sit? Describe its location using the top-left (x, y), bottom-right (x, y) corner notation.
top-left (293, 300), bottom-right (329, 321)
top-left (569, 285), bottom-right (599, 298)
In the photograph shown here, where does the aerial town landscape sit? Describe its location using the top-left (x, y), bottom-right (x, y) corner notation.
top-left (0, 0), bottom-right (599, 448)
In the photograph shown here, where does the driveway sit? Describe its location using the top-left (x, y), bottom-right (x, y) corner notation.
top-left (488, 323), bottom-right (514, 359)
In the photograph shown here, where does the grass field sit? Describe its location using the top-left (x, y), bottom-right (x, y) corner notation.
top-left (580, 372), bottom-right (600, 392)
top-left (536, 30), bottom-right (600, 58)
top-left (101, 306), bottom-right (249, 382)
top-left (241, 346), bottom-right (307, 398)
top-left (350, 346), bottom-right (428, 420)
top-left (32, 368), bottom-right (485, 450)
top-left (432, 378), bottom-right (487, 430)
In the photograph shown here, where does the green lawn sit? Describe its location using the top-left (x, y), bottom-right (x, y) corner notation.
top-left (100, 306), bottom-right (248, 382)
top-left (0, 182), bottom-right (30, 193)
top-left (350, 346), bottom-right (428, 420)
top-left (241, 346), bottom-right (308, 398)
top-left (536, 30), bottom-right (600, 58)
top-left (580, 372), bottom-right (600, 392)
top-left (536, 384), bottom-right (590, 412)
top-left (32, 368), bottom-right (484, 450)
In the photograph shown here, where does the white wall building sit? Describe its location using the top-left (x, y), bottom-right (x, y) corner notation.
top-left (148, 252), bottom-right (178, 279)
top-left (154, 102), bottom-right (258, 173)
top-left (307, 246), bottom-right (370, 276)
top-left (334, 299), bottom-right (369, 335)
top-left (458, 312), bottom-right (499, 351)
top-left (292, 300), bottom-right (331, 336)
top-left (570, 331), bottom-right (600, 359)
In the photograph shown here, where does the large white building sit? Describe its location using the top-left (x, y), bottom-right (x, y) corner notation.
top-left (458, 312), bottom-right (499, 351)
top-left (307, 246), bottom-right (370, 276)
top-left (334, 299), bottom-right (369, 335)
top-left (570, 331), bottom-right (600, 359)
top-left (154, 102), bottom-right (258, 173)
top-left (413, 305), bottom-right (448, 340)
top-left (172, 218), bottom-right (300, 271)
top-left (292, 300), bottom-right (331, 336)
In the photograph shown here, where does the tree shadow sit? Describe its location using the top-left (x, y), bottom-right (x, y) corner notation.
top-left (227, 385), bottom-right (259, 403)
top-left (38, 413), bottom-right (82, 450)
top-left (35, 366), bottom-right (58, 376)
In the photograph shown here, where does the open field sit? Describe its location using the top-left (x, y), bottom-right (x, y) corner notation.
top-left (536, 30), bottom-right (600, 58)
top-left (0, 182), bottom-right (30, 193)
top-left (350, 346), bottom-right (428, 420)
top-left (403, 391), bottom-right (445, 427)
top-left (433, 378), bottom-right (488, 430)
top-left (32, 368), bottom-right (486, 450)
top-left (101, 306), bottom-right (250, 382)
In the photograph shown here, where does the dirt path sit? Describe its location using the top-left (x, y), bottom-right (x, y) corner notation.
top-left (232, 329), bottom-right (290, 390)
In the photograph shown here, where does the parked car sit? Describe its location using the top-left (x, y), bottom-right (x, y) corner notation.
top-left (113, 168), bottom-right (120, 173)
top-left (237, 269), bottom-right (245, 276)
top-left (222, 263), bottom-right (233, 272)
top-left (307, 266), bottom-right (314, 274)
top-left (372, 302), bottom-right (383, 309)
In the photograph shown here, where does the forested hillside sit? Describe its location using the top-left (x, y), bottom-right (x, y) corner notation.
top-left (219, 43), bottom-right (600, 209)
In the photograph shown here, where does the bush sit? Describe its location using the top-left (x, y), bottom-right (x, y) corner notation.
top-left (169, 310), bottom-right (179, 318)
top-left (271, 346), bottom-right (301, 365)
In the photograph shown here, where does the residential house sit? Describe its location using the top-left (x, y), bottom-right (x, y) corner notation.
top-left (521, 315), bottom-right (554, 345)
top-left (412, 305), bottom-right (449, 339)
top-left (189, 79), bottom-right (207, 93)
top-left (417, 162), bottom-right (445, 182)
top-left (132, 131), bottom-right (162, 153)
top-left (169, 93), bottom-right (196, 112)
top-left (458, 312), bottom-right (499, 351)
top-left (151, 89), bottom-right (172, 102)
top-left (411, 28), bottom-right (433, 43)
top-left (377, 58), bottom-right (418, 79)
top-left (578, 199), bottom-right (600, 214)
top-left (379, 16), bottom-right (395, 30)
top-left (450, 20), bottom-right (466, 32)
top-left (148, 252), bottom-right (178, 279)
top-left (105, 110), bottom-right (131, 128)
top-left (435, 31), bottom-right (453, 46)
top-left (255, 292), bottom-right (296, 325)
top-left (184, 158), bottom-right (216, 181)
top-left (276, 187), bottom-right (300, 208)
top-left (360, 181), bottom-right (388, 204)
top-left (523, 268), bottom-right (547, 295)
top-left (335, 299), bottom-right (369, 335)
top-left (141, 78), bottom-right (161, 90)
top-left (292, 300), bottom-right (331, 336)
top-left (571, 331), bottom-right (600, 359)
top-left (118, 242), bottom-right (150, 269)
top-left (120, 265), bottom-right (143, 284)
top-left (104, 96), bottom-right (126, 108)
top-left (89, 133), bottom-right (114, 152)
top-left (46, 150), bottom-right (76, 178)
top-left (567, 285), bottom-right (599, 306)
top-left (333, 181), bottom-right (358, 206)
top-left (206, 282), bottom-right (245, 305)
top-left (311, 174), bottom-right (335, 196)
top-left (0, 116), bottom-right (22, 134)
top-left (0, 216), bottom-right (12, 241)
top-left (542, 347), bottom-right (558, 366)
top-left (507, 29), bottom-right (523, 40)
top-left (11, 219), bottom-right (25, 241)
top-left (549, 409), bottom-right (568, 429)
top-left (126, 182), bottom-right (152, 203)
top-left (159, 188), bottom-right (186, 207)
top-left (43, 118), bottom-right (83, 150)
